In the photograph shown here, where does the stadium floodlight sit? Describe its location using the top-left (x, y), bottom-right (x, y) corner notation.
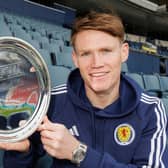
top-left (0, 36), bottom-right (51, 142)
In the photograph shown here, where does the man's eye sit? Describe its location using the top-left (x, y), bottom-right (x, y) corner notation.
top-left (101, 50), bottom-right (112, 55)
top-left (81, 52), bottom-right (90, 57)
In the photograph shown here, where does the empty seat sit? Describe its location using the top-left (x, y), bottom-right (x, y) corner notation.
top-left (159, 76), bottom-right (168, 98)
top-left (161, 98), bottom-right (168, 114)
top-left (121, 62), bottom-right (128, 73)
top-left (0, 22), bottom-right (12, 36)
top-left (143, 74), bottom-right (161, 97)
top-left (28, 39), bottom-right (41, 51)
top-left (62, 46), bottom-right (73, 54)
top-left (48, 66), bottom-right (71, 87)
top-left (126, 73), bottom-right (144, 89)
top-left (50, 39), bottom-right (64, 51)
top-left (56, 52), bottom-right (75, 70)
top-left (38, 49), bottom-right (53, 66)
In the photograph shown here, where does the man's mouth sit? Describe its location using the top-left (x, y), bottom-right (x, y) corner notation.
top-left (90, 72), bottom-right (108, 77)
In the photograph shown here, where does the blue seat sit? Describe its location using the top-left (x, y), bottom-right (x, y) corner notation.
top-left (126, 73), bottom-right (144, 89)
top-left (121, 62), bottom-right (128, 73)
top-left (161, 98), bottom-right (168, 114)
top-left (38, 49), bottom-right (53, 66)
top-left (48, 65), bottom-right (70, 87)
top-left (143, 74), bottom-right (161, 97)
top-left (56, 52), bottom-right (75, 70)
top-left (159, 76), bottom-right (168, 98)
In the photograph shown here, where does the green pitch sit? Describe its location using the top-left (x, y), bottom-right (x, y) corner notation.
top-left (0, 103), bottom-right (35, 117)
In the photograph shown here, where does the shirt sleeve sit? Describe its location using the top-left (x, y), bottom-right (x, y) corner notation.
top-left (3, 132), bottom-right (45, 168)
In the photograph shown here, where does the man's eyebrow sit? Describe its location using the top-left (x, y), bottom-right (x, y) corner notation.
top-left (77, 49), bottom-right (91, 53)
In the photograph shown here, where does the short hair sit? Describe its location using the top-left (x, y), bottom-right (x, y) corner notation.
top-left (71, 10), bottom-right (125, 47)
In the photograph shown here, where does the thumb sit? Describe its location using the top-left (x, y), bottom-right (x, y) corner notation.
top-left (42, 115), bottom-right (50, 124)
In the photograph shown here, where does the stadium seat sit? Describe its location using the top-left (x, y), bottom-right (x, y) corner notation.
top-left (38, 49), bottom-right (53, 66)
top-left (121, 62), bottom-right (128, 73)
top-left (56, 52), bottom-right (75, 70)
top-left (50, 39), bottom-right (64, 51)
top-left (62, 46), bottom-right (73, 54)
top-left (158, 76), bottom-right (168, 98)
top-left (48, 65), bottom-right (71, 87)
top-left (49, 31), bottom-right (63, 40)
top-left (41, 42), bottom-right (60, 56)
top-left (161, 98), bottom-right (168, 114)
top-left (0, 22), bottom-right (12, 36)
top-left (143, 74), bottom-right (161, 97)
top-left (28, 39), bottom-right (41, 51)
top-left (126, 73), bottom-right (145, 89)
top-left (29, 30), bottom-right (42, 41)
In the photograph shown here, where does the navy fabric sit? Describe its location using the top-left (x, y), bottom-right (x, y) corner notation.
top-left (3, 69), bottom-right (168, 168)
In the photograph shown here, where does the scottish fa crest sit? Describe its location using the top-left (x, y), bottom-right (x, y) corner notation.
top-left (114, 123), bottom-right (135, 146)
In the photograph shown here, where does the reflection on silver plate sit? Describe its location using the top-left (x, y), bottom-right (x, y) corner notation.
top-left (0, 36), bottom-right (51, 142)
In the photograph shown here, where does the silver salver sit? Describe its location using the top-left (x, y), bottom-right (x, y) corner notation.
top-left (0, 36), bottom-right (51, 142)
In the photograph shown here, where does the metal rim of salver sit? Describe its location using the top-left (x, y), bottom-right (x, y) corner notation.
top-left (0, 36), bottom-right (51, 142)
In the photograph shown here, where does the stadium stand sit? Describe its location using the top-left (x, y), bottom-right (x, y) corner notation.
top-left (0, 9), bottom-right (73, 89)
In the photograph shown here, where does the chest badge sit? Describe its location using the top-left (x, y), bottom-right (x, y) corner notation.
top-left (114, 123), bottom-right (135, 146)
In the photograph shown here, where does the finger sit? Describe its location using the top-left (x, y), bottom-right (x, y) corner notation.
top-left (40, 128), bottom-right (65, 142)
top-left (0, 141), bottom-right (24, 151)
top-left (43, 144), bottom-right (57, 158)
top-left (40, 120), bottom-right (58, 132)
top-left (19, 120), bottom-right (27, 126)
top-left (41, 136), bottom-right (52, 145)
top-left (41, 136), bottom-right (62, 158)
top-left (38, 116), bottom-right (51, 131)
top-left (42, 116), bottom-right (50, 124)
top-left (30, 67), bottom-right (35, 72)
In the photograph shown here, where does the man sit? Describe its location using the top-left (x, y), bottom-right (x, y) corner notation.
top-left (1, 10), bottom-right (168, 168)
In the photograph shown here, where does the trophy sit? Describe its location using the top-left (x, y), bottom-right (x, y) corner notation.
top-left (0, 37), bottom-right (51, 142)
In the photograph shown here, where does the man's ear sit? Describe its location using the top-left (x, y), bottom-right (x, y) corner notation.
top-left (121, 42), bottom-right (129, 63)
top-left (72, 50), bottom-right (78, 68)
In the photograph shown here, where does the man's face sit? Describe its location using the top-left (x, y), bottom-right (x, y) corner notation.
top-left (72, 30), bottom-right (129, 95)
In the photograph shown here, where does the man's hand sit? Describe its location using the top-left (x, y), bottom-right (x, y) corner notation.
top-left (0, 120), bottom-right (30, 152)
top-left (38, 116), bottom-right (80, 160)
top-left (0, 139), bottom-right (30, 152)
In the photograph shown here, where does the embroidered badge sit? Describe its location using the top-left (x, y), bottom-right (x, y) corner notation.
top-left (114, 123), bottom-right (135, 145)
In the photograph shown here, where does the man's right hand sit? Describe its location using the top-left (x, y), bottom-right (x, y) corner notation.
top-left (0, 120), bottom-right (30, 152)
top-left (0, 139), bottom-right (30, 152)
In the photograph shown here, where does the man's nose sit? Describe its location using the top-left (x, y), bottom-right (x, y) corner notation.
top-left (91, 53), bottom-right (103, 67)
